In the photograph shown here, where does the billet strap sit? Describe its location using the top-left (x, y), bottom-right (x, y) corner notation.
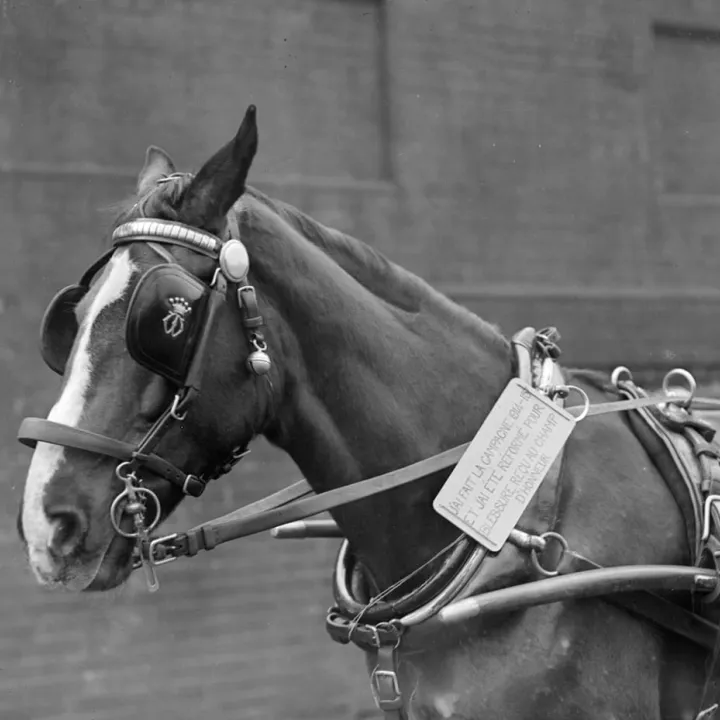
top-left (17, 417), bottom-right (207, 497)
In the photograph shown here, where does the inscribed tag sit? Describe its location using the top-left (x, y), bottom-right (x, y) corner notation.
top-left (433, 379), bottom-right (576, 552)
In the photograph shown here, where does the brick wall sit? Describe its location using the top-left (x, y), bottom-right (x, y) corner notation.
top-left (1, 1), bottom-right (718, 719)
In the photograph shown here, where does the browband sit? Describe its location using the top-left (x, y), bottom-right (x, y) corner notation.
top-left (113, 220), bottom-right (222, 256)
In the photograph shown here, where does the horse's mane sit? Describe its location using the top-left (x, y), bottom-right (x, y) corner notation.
top-left (240, 186), bottom-right (504, 343)
top-left (101, 178), bottom-right (507, 349)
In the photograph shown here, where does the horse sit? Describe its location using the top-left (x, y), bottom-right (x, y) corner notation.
top-left (15, 105), bottom-right (715, 719)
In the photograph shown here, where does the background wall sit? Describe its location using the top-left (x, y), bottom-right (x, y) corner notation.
top-left (2, 1), bottom-right (719, 719)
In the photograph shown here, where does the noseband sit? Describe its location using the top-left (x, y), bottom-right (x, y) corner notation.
top-left (18, 180), bottom-right (271, 589)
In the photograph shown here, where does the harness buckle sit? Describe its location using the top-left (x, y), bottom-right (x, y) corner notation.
top-left (170, 393), bottom-right (188, 421)
top-left (182, 474), bottom-right (205, 497)
top-left (370, 646), bottom-right (404, 712)
top-left (148, 533), bottom-right (180, 566)
top-left (702, 495), bottom-right (720, 542)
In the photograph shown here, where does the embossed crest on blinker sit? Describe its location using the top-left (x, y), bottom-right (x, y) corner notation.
top-left (163, 296), bottom-right (192, 338)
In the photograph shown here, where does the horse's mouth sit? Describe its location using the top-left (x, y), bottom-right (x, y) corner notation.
top-left (24, 531), bottom-right (134, 592)
top-left (83, 533), bottom-right (137, 591)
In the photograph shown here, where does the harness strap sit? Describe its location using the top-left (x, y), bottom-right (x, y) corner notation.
top-left (149, 443), bottom-right (471, 560)
top-left (370, 645), bottom-right (405, 720)
top-left (147, 393), bottom-right (692, 563)
top-left (17, 418), bottom-right (207, 497)
top-left (184, 271), bottom-right (227, 393)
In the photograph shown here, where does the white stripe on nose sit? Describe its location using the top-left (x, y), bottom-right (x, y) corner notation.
top-left (22, 249), bottom-right (137, 581)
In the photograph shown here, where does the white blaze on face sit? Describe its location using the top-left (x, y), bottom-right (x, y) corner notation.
top-left (22, 248), bottom-right (137, 582)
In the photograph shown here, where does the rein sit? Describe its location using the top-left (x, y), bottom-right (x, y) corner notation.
top-left (143, 388), bottom-right (684, 566)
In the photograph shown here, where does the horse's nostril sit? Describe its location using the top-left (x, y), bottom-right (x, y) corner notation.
top-left (46, 506), bottom-right (87, 559)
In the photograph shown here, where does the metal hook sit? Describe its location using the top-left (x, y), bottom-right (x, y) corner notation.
top-left (611, 366), bottom-right (633, 387)
top-left (170, 393), bottom-right (188, 421)
top-left (662, 368), bottom-right (696, 409)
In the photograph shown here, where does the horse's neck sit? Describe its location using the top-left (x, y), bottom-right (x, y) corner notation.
top-left (251, 210), bottom-right (514, 587)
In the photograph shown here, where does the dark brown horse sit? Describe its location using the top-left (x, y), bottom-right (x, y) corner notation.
top-left (16, 107), bottom-right (710, 719)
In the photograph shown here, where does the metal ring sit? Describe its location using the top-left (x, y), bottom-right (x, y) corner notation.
top-left (530, 531), bottom-right (569, 577)
top-left (110, 487), bottom-right (162, 538)
top-left (702, 495), bottom-right (720, 542)
top-left (611, 366), bottom-right (633, 387)
top-left (251, 337), bottom-right (268, 352)
top-left (376, 621), bottom-right (404, 650)
top-left (563, 385), bottom-right (590, 422)
top-left (170, 393), bottom-right (188, 421)
top-left (662, 368), bottom-right (696, 408)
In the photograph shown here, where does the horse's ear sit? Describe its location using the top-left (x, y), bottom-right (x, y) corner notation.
top-left (179, 105), bottom-right (258, 230)
top-left (137, 146), bottom-right (176, 195)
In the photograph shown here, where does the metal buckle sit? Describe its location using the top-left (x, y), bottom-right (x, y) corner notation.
top-left (702, 495), bottom-right (720, 542)
top-left (370, 668), bottom-right (402, 712)
top-left (182, 474), bottom-right (200, 495)
top-left (170, 393), bottom-right (188, 421)
top-left (148, 533), bottom-right (180, 566)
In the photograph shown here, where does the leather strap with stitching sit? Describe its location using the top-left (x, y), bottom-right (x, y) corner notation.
top-left (17, 418), bottom-right (206, 497)
top-left (153, 443), bottom-right (472, 558)
top-left (147, 391), bottom-right (691, 561)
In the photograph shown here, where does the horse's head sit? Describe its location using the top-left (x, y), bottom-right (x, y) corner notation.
top-left (17, 106), bottom-right (274, 591)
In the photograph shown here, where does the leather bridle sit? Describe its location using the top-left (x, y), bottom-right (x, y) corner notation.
top-left (18, 182), bottom-right (271, 588)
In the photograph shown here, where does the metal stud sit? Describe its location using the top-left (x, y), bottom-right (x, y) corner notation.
top-left (220, 240), bottom-right (250, 282)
